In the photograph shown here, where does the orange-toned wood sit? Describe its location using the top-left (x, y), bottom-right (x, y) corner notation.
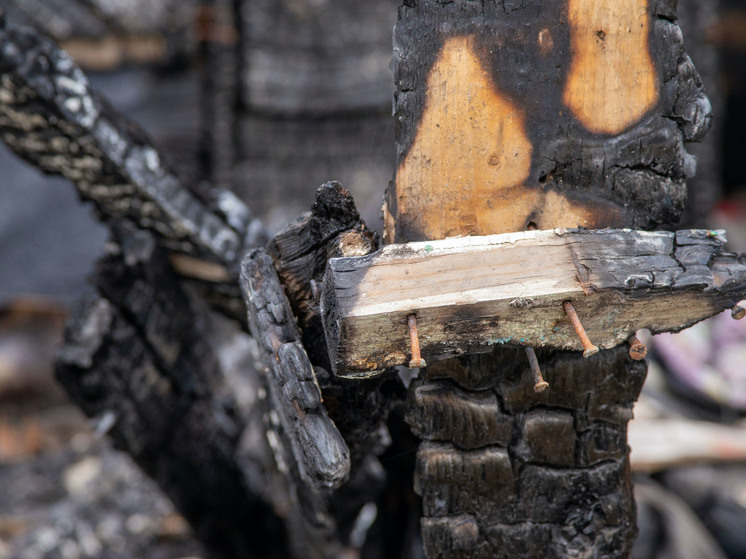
top-left (386, 36), bottom-right (623, 242)
top-left (563, 0), bottom-right (658, 134)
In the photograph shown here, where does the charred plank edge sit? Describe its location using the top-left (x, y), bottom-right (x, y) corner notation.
top-left (0, 17), bottom-right (266, 269)
top-left (241, 248), bottom-right (351, 489)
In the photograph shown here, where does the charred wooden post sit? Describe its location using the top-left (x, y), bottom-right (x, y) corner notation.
top-left (264, 183), bottom-right (405, 555)
top-left (241, 249), bottom-right (350, 490)
top-left (240, 249), bottom-right (349, 557)
top-left (377, 1), bottom-right (712, 557)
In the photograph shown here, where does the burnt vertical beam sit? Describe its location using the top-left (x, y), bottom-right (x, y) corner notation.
top-left (384, 1), bottom-right (710, 557)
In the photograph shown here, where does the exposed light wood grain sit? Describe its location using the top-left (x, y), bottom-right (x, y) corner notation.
top-left (386, 35), bottom-right (627, 243)
top-left (392, 36), bottom-right (532, 240)
top-left (563, 0), bottom-right (658, 134)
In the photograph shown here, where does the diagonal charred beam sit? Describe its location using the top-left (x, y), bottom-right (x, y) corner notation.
top-left (0, 14), bottom-right (267, 274)
top-left (322, 228), bottom-right (746, 378)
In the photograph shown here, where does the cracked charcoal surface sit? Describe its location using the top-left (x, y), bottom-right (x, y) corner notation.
top-left (411, 347), bottom-right (646, 559)
top-left (56, 224), bottom-right (289, 559)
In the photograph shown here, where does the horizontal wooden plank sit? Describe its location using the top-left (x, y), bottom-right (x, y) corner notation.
top-left (321, 229), bottom-right (746, 378)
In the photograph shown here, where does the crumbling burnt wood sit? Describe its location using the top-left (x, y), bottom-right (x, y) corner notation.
top-left (241, 248), bottom-right (352, 558)
top-left (264, 182), bottom-right (406, 553)
top-left (379, 1), bottom-right (713, 557)
top-left (267, 181), bottom-right (379, 369)
top-left (0, 16), bottom-right (352, 558)
top-left (56, 224), bottom-right (289, 559)
top-left (322, 228), bottom-right (746, 377)
top-left (408, 347), bottom-right (646, 559)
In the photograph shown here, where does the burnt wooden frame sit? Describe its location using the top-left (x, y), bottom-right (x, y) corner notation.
top-left (0, 2), bottom-right (740, 559)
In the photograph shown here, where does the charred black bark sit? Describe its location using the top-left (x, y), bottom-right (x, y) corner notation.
top-left (56, 224), bottom-right (289, 559)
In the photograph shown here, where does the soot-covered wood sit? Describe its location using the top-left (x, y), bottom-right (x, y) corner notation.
top-left (322, 228), bottom-right (746, 377)
top-left (265, 183), bottom-right (409, 554)
top-left (0, 13), bottom-right (267, 307)
top-left (407, 347), bottom-right (646, 559)
top-left (267, 181), bottom-right (379, 368)
top-left (241, 248), bottom-right (355, 558)
top-left (241, 249), bottom-right (350, 490)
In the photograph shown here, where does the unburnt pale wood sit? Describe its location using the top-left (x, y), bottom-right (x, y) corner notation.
top-left (322, 228), bottom-right (746, 378)
top-left (563, 0), bottom-right (658, 134)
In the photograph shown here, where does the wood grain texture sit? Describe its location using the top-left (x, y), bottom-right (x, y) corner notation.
top-left (322, 228), bottom-right (745, 378)
top-left (0, 15), bottom-right (267, 298)
top-left (382, 2), bottom-right (712, 557)
top-left (564, 0), bottom-right (658, 134)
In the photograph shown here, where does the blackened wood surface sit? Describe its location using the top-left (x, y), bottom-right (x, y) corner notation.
top-left (56, 225), bottom-right (289, 559)
top-left (0, 15), bottom-right (265, 270)
top-left (414, 348), bottom-right (644, 558)
top-left (267, 181), bottom-right (379, 367)
top-left (265, 183), bottom-right (409, 555)
top-left (322, 228), bottom-right (746, 377)
top-left (408, 348), bottom-right (646, 559)
top-left (241, 248), bottom-right (350, 558)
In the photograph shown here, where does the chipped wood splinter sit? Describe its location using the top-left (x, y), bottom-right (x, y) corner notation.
top-left (525, 346), bottom-right (549, 393)
top-left (563, 301), bottom-right (599, 358)
top-left (407, 314), bottom-right (426, 369)
top-left (627, 334), bottom-right (647, 360)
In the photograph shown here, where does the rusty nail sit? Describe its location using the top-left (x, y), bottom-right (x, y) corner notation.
top-left (732, 304), bottom-right (746, 320)
top-left (627, 334), bottom-right (647, 360)
top-left (563, 301), bottom-right (599, 358)
top-left (407, 313), bottom-right (426, 369)
top-left (525, 347), bottom-right (549, 393)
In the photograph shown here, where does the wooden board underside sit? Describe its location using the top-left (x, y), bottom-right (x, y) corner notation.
top-left (321, 229), bottom-right (746, 378)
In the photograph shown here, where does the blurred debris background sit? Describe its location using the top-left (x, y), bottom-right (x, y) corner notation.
top-left (1, 0), bottom-right (746, 558)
